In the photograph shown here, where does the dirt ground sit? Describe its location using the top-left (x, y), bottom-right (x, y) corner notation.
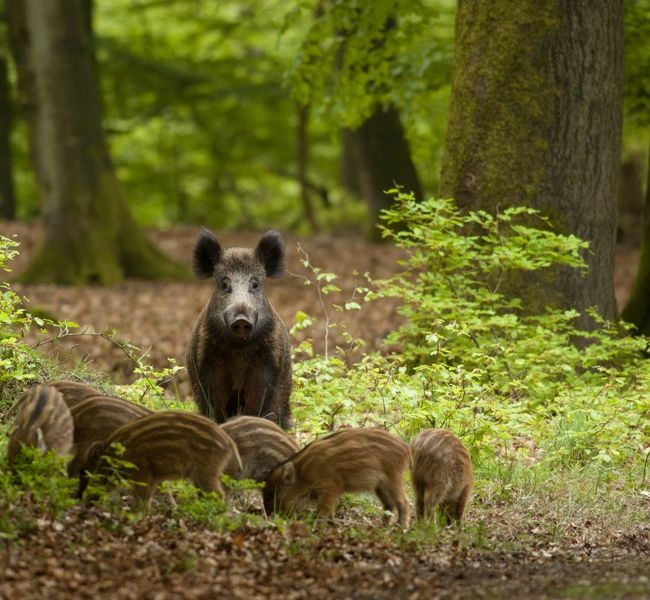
top-left (1, 503), bottom-right (649, 600)
top-left (1, 222), bottom-right (649, 599)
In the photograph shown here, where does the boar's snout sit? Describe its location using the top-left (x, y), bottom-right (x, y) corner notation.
top-left (230, 316), bottom-right (254, 338)
top-left (224, 304), bottom-right (258, 339)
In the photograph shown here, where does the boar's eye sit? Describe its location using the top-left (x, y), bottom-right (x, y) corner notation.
top-left (219, 277), bottom-right (232, 293)
top-left (249, 277), bottom-right (260, 292)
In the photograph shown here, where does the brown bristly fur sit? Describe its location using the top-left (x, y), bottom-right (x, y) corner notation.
top-left (67, 395), bottom-right (152, 476)
top-left (410, 428), bottom-right (473, 524)
top-left (8, 385), bottom-right (74, 463)
top-left (264, 428), bottom-right (410, 526)
top-left (78, 411), bottom-right (241, 504)
top-left (221, 416), bottom-right (299, 482)
top-left (46, 380), bottom-right (105, 409)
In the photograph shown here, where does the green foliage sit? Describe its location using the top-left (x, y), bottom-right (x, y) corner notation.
top-left (0, 236), bottom-right (80, 407)
top-left (287, 1), bottom-right (453, 124)
top-left (0, 236), bottom-right (44, 396)
top-left (87, 0), bottom-right (365, 232)
top-left (625, 0), bottom-right (650, 125)
top-left (9, 1), bottom-right (457, 228)
top-left (291, 194), bottom-right (650, 470)
top-left (286, 0), bottom-right (454, 192)
top-left (0, 447), bottom-right (76, 544)
top-left (82, 442), bottom-right (145, 511)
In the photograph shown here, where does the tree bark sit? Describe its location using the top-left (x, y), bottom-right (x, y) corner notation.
top-left (440, 0), bottom-right (624, 322)
top-left (6, 0), bottom-right (184, 284)
top-left (622, 139), bottom-right (650, 332)
top-left (341, 105), bottom-right (423, 239)
top-left (0, 54), bottom-right (16, 220)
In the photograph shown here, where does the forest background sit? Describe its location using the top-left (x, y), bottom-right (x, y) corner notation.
top-left (0, 1), bottom-right (649, 598)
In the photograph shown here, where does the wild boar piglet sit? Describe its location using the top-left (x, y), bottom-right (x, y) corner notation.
top-left (8, 385), bottom-right (74, 463)
top-left (46, 379), bottom-right (104, 409)
top-left (264, 427), bottom-right (410, 526)
top-left (221, 415), bottom-right (299, 482)
top-left (410, 428), bottom-right (473, 523)
top-left (67, 395), bottom-right (152, 476)
top-left (77, 411), bottom-right (241, 504)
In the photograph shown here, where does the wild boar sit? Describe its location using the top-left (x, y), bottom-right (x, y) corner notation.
top-left (410, 428), bottom-right (473, 523)
top-left (77, 411), bottom-right (241, 503)
top-left (67, 395), bottom-right (152, 477)
top-left (8, 385), bottom-right (74, 463)
top-left (46, 379), bottom-right (104, 409)
top-left (186, 229), bottom-right (292, 429)
top-left (264, 428), bottom-right (410, 526)
top-left (221, 415), bottom-right (299, 482)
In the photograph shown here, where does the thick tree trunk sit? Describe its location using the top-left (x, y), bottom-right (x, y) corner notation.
top-left (622, 139), bottom-right (650, 332)
top-left (6, 0), bottom-right (184, 284)
top-left (341, 105), bottom-right (423, 238)
top-left (0, 54), bottom-right (16, 220)
top-left (440, 0), bottom-right (623, 322)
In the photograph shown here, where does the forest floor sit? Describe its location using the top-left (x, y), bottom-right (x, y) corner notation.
top-left (1, 222), bottom-right (649, 599)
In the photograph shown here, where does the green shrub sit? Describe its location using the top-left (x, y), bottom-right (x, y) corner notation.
top-left (0, 447), bottom-right (77, 543)
top-left (291, 194), bottom-right (650, 471)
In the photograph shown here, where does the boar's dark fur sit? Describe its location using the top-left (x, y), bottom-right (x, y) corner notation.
top-left (186, 229), bottom-right (292, 429)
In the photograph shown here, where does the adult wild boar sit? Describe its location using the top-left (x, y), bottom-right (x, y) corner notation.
top-left (186, 229), bottom-right (292, 429)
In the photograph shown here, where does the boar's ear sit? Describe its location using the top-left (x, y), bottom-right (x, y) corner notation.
top-left (192, 229), bottom-right (222, 279)
top-left (281, 461), bottom-right (296, 484)
top-left (255, 231), bottom-right (285, 278)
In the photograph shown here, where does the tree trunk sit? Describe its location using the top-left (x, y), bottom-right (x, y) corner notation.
top-left (440, 0), bottom-right (623, 322)
top-left (0, 54), bottom-right (16, 220)
top-left (617, 156), bottom-right (645, 245)
top-left (622, 139), bottom-right (650, 332)
top-left (297, 104), bottom-right (319, 232)
top-left (340, 129), bottom-right (362, 198)
top-left (6, 0), bottom-right (184, 284)
top-left (342, 105), bottom-right (423, 239)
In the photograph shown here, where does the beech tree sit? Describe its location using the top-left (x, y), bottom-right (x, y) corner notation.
top-left (6, 0), bottom-right (184, 284)
top-left (440, 0), bottom-right (624, 322)
top-left (289, 2), bottom-right (436, 235)
top-left (341, 106), bottom-right (422, 233)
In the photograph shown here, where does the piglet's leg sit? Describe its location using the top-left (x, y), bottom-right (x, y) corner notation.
top-left (316, 487), bottom-right (341, 521)
top-left (414, 479), bottom-right (427, 520)
top-left (376, 483), bottom-right (409, 527)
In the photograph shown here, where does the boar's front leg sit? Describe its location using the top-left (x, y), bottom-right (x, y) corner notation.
top-left (241, 363), bottom-right (282, 422)
top-left (187, 354), bottom-right (231, 422)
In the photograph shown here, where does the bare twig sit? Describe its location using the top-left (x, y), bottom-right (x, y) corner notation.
top-left (289, 243), bottom-right (332, 360)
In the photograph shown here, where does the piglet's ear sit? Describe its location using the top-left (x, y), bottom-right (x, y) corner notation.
top-left (255, 231), bottom-right (285, 278)
top-left (192, 228), bottom-right (222, 279)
